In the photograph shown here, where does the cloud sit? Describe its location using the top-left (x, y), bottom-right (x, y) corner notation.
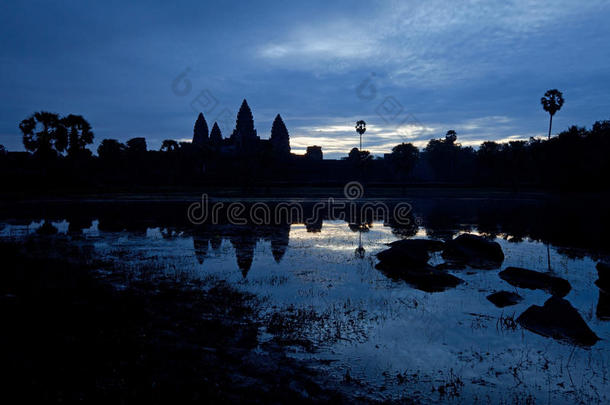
top-left (287, 114), bottom-right (538, 158)
top-left (257, 19), bottom-right (378, 73)
top-left (256, 0), bottom-right (610, 84)
top-left (2, 0), bottom-right (609, 153)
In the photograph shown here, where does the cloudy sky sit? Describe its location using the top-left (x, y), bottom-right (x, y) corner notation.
top-left (2, 0), bottom-right (609, 158)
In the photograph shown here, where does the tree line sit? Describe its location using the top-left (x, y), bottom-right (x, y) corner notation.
top-left (2, 88), bottom-right (610, 190)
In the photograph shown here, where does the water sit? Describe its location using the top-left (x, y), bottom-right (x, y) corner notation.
top-left (2, 195), bottom-right (609, 403)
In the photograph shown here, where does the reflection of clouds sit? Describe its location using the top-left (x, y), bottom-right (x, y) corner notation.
top-left (289, 221), bottom-right (395, 253)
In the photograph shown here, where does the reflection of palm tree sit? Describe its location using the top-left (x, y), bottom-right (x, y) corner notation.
top-left (350, 222), bottom-right (370, 258)
top-left (541, 89), bottom-right (564, 139)
top-left (355, 232), bottom-right (366, 258)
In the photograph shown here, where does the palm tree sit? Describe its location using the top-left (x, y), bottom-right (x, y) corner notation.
top-left (19, 111), bottom-right (67, 158)
top-left (62, 114), bottom-right (94, 158)
top-left (540, 89), bottom-right (564, 139)
top-left (355, 120), bottom-right (366, 151)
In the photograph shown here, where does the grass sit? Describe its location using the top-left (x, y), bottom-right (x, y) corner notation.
top-left (497, 312), bottom-right (519, 332)
top-left (0, 236), bottom-right (357, 404)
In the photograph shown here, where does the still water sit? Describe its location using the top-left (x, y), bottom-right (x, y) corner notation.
top-left (2, 195), bottom-right (609, 403)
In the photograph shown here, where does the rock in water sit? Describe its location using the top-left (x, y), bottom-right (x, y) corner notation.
top-left (596, 262), bottom-right (610, 293)
top-left (441, 234), bottom-right (504, 269)
top-left (435, 262), bottom-right (466, 270)
top-left (598, 290), bottom-right (610, 321)
top-left (487, 291), bottom-right (523, 308)
top-left (375, 263), bottom-right (464, 293)
top-left (499, 267), bottom-right (571, 297)
top-left (376, 241), bottom-right (433, 269)
top-left (376, 239), bottom-right (463, 292)
top-left (517, 296), bottom-right (599, 346)
top-left (386, 239), bottom-right (445, 252)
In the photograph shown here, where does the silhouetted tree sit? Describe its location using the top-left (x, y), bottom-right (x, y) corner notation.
top-left (19, 111), bottom-right (67, 158)
top-left (126, 137), bottom-right (147, 154)
top-left (358, 149), bottom-right (372, 162)
top-left (476, 141), bottom-right (502, 183)
top-left (589, 120), bottom-right (610, 182)
top-left (160, 139), bottom-right (179, 152)
top-left (541, 89), bottom-right (564, 139)
top-left (504, 140), bottom-right (533, 185)
top-left (305, 146), bottom-right (323, 160)
top-left (210, 122), bottom-right (222, 145)
top-left (0, 145), bottom-right (6, 155)
top-left (193, 113), bottom-right (209, 146)
top-left (445, 130), bottom-right (457, 144)
top-left (62, 114), bottom-right (94, 158)
top-left (97, 139), bottom-right (125, 160)
top-left (424, 130), bottom-right (475, 182)
top-left (592, 120), bottom-right (610, 135)
top-left (347, 147), bottom-right (360, 161)
top-left (389, 142), bottom-right (419, 179)
top-left (345, 148), bottom-right (373, 173)
top-left (270, 114), bottom-right (290, 158)
top-left (178, 141), bottom-right (209, 174)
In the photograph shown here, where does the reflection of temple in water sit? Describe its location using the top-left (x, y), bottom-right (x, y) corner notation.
top-left (230, 233), bottom-right (257, 277)
top-left (270, 224), bottom-right (290, 263)
top-left (8, 195), bottom-right (610, 279)
top-left (192, 223), bottom-right (291, 277)
top-left (191, 219), bottom-right (405, 276)
top-left (193, 234), bottom-right (209, 265)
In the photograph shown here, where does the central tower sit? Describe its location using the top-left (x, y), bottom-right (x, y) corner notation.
top-left (230, 99), bottom-right (258, 151)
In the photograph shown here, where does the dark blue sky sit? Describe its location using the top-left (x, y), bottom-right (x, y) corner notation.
top-left (2, 0), bottom-right (609, 158)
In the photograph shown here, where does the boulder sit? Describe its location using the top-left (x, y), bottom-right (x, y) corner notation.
top-left (487, 291), bottom-right (523, 308)
top-left (441, 234), bottom-right (504, 269)
top-left (435, 262), bottom-right (466, 271)
top-left (376, 242), bottom-right (432, 269)
top-left (375, 263), bottom-right (464, 293)
top-left (499, 267), bottom-right (571, 297)
top-left (596, 262), bottom-right (610, 293)
top-left (375, 238), bottom-right (463, 292)
top-left (386, 239), bottom-right (445, 252)
top-left (517, 296), bottom-right (599, 346)
top-left (597, 290), bottom-right (610, 321)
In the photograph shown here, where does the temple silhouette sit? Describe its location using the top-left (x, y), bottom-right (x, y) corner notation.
top-left (5, 100), bottom-right (610, 189)
top-left (191, 99), bottom-right (322, 161)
